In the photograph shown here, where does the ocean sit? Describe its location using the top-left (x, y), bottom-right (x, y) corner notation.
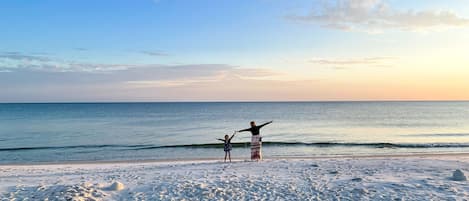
top-left (1, 102), bottom-right (468, 164)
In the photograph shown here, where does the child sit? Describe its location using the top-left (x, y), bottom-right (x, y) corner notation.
top-left (217, 131), bottom-right (236, 162)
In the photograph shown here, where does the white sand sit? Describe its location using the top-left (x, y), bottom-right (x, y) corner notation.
top-left (1, 154), bottom-right (469, 200)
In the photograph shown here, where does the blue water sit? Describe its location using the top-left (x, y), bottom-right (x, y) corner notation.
top-left (1, 102), bottom-right (469, 164)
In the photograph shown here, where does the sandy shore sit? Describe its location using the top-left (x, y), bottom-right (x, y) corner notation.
top-left (1, 154), bottom-right (469, 200)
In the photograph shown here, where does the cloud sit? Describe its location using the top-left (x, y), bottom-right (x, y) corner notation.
top-left (74, 48), bottom-right (88, 51)
top-left (0, 51), bottom-right (134, 72)
top-left (0, 52), bottom-right (279, 82)
top-left (0, 61), bottom-right (292, 101)
top-left (126, 78), bottom-right (222, 88)
top-left (0, 52), bottom-right (311, 102)
top-left (140, 50), bottom-right (169, 56)
top-left (286, 0), bottom-right (469, 32)
top-left (0, 52), bottom-right (52, 62)
top-left (123, 66), bottom-right (281, 88)
top-left (0, 53), bottom-right (280, 88)
top-left (308, 57), bottom-right (397, 69)
top-left (309, 56), bottom-right (395, 65)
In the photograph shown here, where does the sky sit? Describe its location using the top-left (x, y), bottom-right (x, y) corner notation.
top-left (1, 0), bottom-right (469, 102)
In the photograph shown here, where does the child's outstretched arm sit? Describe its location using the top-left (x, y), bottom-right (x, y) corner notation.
top-left (229, 131), bottom-right (236, 140)
top-left (217, 138), bottom-right (225, 142)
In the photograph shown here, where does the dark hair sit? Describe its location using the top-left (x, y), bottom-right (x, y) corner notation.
top-left (250, 121), bottom-right (255, 124)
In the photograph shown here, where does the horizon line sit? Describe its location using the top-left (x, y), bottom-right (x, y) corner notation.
top-left (1, 100), bottom-right (469, 104)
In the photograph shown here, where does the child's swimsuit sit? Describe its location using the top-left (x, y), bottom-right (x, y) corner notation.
top-left (224, 139), bottom-right (232, 152)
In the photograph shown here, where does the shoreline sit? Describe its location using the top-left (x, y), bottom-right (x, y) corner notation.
top-left (2, 152), bottom-right (469, 167)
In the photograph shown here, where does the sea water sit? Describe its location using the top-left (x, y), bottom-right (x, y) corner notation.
top-left (1, 102), bottom-right (469, 164)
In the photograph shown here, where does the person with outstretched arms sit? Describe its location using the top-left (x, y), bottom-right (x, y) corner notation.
top-left (238, 121), bottom-right (273, 161)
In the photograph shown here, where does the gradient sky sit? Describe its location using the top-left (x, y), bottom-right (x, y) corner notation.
top-left (1, 0), bottom-right (469, 102)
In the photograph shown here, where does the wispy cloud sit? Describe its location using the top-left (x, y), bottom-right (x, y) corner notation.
top-left (0, 51), bottom-right (281, 88)
top-left (286, 0), bottom-right (469, 32)
top-left (0, 52), bottom-right (285, 87)
top-left (0, 59), bottom-right (293, 101)
top-left (309, 56), bottom-right (395, 65)
top-left (308, 56), bottom-right (396, 69)
top-left (0, 52), bottom-right (52, 62)
top-left (0, 52), bottom-right (133, 72)
top-left (126, 77), bottom-right (224, 88)
top-left (140, 50), bottom-right (169, 57)
top-left (73, 48), bottom-right (88, 51)
top-left (124, 66), bottom-right (281, 88)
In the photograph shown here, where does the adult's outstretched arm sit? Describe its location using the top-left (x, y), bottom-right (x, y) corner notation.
top-left (258, 121), bottom-right (273, 128)
top-left (238, 128), bottom-right (251, 132)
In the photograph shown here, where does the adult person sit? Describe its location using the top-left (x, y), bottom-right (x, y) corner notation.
top-left (238, 121), bottom-right (273, 161)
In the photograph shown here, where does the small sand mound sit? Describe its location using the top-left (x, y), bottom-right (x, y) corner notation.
top-left (452, 169), bottom-right (467, 181)
top-left (106, 181), bottom-right (125, 191)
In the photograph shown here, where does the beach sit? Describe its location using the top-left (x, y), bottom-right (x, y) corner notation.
top-left (1, 102), bottom-right (469, 200)
top-left (3, 0), bottom-right (469, 199)
top-left (1, 154), bottom-right (469, 200)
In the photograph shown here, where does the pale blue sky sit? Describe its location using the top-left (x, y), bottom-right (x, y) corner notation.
top-left (1, 0), bottom-right (469, 102)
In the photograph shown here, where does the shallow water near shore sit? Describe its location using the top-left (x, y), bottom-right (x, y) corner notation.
top-left (1, 101), bottom-right (469, 164)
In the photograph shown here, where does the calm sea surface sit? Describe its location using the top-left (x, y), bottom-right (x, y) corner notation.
top-left (1, 102), bottom-right (469, 164)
